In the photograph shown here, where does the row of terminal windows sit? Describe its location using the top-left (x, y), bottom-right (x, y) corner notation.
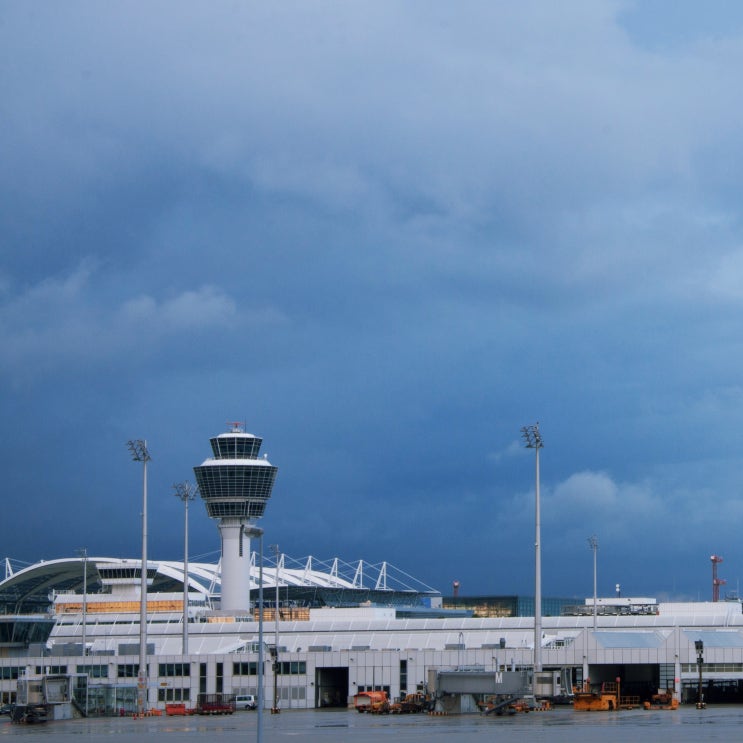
top-left (120, 664), bottom-right (188, 678)
top-left (233, 662), bottom-right (259, 676)
top-left (118, 664), bottom-right (146, 678)
top-left (35, 665), bottom-right (111, 679)
top-left (681, 663), bottom-right (743, 673)
top-left (158, 663), bottom-right (190, 677)
top-left (32, 664), bottom-right (166, 679)
top-left (233, 661), bottom-right (306, 676)
top-left (77, 665), bottom-right (108, 678)
top-left (15, 661), bottom-right (307, 681)
top-left (276, 661), bottom-right (307, 675)
top-left (157, 688), bottom-right (191, 702)
top-left (35, 665), bottom-right (67, 675)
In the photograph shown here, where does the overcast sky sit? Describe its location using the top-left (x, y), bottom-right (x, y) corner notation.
top-left (3, 1), bottom-right (743, 601)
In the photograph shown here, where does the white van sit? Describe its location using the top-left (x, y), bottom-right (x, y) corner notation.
top-left (235, 694), bottom-right (257, 710)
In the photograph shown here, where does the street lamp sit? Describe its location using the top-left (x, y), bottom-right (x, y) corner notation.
top-left (127, 439), bottom-right (151, 716)
top-left (173, 482), bottom-right (197, 655)
top-left (244, 525), bottom-right (265, 743)
top-left (270, 543), bottom-right (281, 714)
top-left (588, 536), bottom-right (598, 631)
top-left (521, 423), bottom-right (543, 673)
top-left (695, 640), bottom-right (705, 709)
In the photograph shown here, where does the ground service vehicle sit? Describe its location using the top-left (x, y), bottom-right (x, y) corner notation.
top-left (353, 691), bottom-right (389, 713)
top-left (195, 694), bottom-right (235, 715)
top-left (235, 695), bottom-right (256, 710)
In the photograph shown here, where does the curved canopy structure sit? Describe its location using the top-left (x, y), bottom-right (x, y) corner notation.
top-left (0, 554), bottom-right (439, 615)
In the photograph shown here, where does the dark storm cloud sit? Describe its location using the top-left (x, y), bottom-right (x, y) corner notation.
top-left (3, 1), bottom-right (743, 598)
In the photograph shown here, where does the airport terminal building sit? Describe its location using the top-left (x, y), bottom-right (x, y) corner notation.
top-left (1, 554), bottom-right (743, 712)
top-left (2, 425), bottom-right (743, 713)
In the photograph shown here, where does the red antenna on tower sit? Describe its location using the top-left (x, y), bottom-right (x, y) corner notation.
top-left (711, 555), bottom-right (726, 602)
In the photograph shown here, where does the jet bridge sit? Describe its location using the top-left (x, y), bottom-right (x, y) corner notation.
top-left (432, 669), bottom-right (531, 713)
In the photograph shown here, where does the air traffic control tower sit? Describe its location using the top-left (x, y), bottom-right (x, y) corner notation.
top-left (194, 423), bottom-right (278, 613)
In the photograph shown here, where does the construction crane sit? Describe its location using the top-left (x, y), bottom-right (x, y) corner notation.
top-left (711, 555), bottom-right (726, 602)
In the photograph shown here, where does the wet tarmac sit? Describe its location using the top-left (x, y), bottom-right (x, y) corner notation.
top-left (1, 705), bottom-right (743, 742)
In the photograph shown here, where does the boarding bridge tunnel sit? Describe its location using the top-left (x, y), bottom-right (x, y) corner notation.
top-left (432, 670), bottom-right (531, 713)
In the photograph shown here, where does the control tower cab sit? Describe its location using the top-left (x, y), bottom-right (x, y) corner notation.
top-left (194, 423), bottom-right (278, 612)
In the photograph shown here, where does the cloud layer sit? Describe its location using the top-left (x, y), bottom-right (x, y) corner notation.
top-left (3, 2), bottom-right (743, 598)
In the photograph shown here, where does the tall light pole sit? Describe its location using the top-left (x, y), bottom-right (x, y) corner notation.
top-left (270, 544), bottom-right (281, 714)
top-left (76, 547), bottom-right (88, 657)
top-left (244, 526), bottom-right (264, 743)
top-left (173, 482), bottom-right (197, 655)
top-left (127, 439), bottom-right (151, 716)
top-left (588, 536), bottom-right (598, 631)
top-left (521, 423), bottom-right (543, 674)
top-left (77, 547), bottom-right (89, 717)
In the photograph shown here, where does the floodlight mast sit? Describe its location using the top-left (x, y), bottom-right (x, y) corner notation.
top-left (76, 547), bottom-right (88, 657)
top-left (127, 439), bottom-right (151, 716)
top-left (244, 525), bottom-right (265, 743)
top-left (271, 543), bottom-right (281, 714)
top-left (521, 423), bottom-right (543, 674)
top-left (173, 482), bottom-right (197, 655)
top-left (588, 536), bottom-right (599, 631)
top-left (76, 546), bottom-right (89, 716)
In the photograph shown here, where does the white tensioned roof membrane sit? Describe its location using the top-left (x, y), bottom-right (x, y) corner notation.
top-left (0, 553), bottom-right (438, 608)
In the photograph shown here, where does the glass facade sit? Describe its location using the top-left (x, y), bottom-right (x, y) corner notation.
top-left (0, 618), bottom-right (55, 644)
top-left (86, 685), bottom-right (138, 716)
top-left (210, 434), bottom-right (263, 459)
top-left (442, 595), bottom-right (577, 618)
top-left (195, 464), bottom-right (277, 519)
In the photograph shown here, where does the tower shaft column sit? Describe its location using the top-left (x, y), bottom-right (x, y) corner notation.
top-left (219, 520), bottom-right (252, 613)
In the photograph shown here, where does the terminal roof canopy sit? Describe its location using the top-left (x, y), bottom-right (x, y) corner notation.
top-left (0, 555), bottom-right (439, 614)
